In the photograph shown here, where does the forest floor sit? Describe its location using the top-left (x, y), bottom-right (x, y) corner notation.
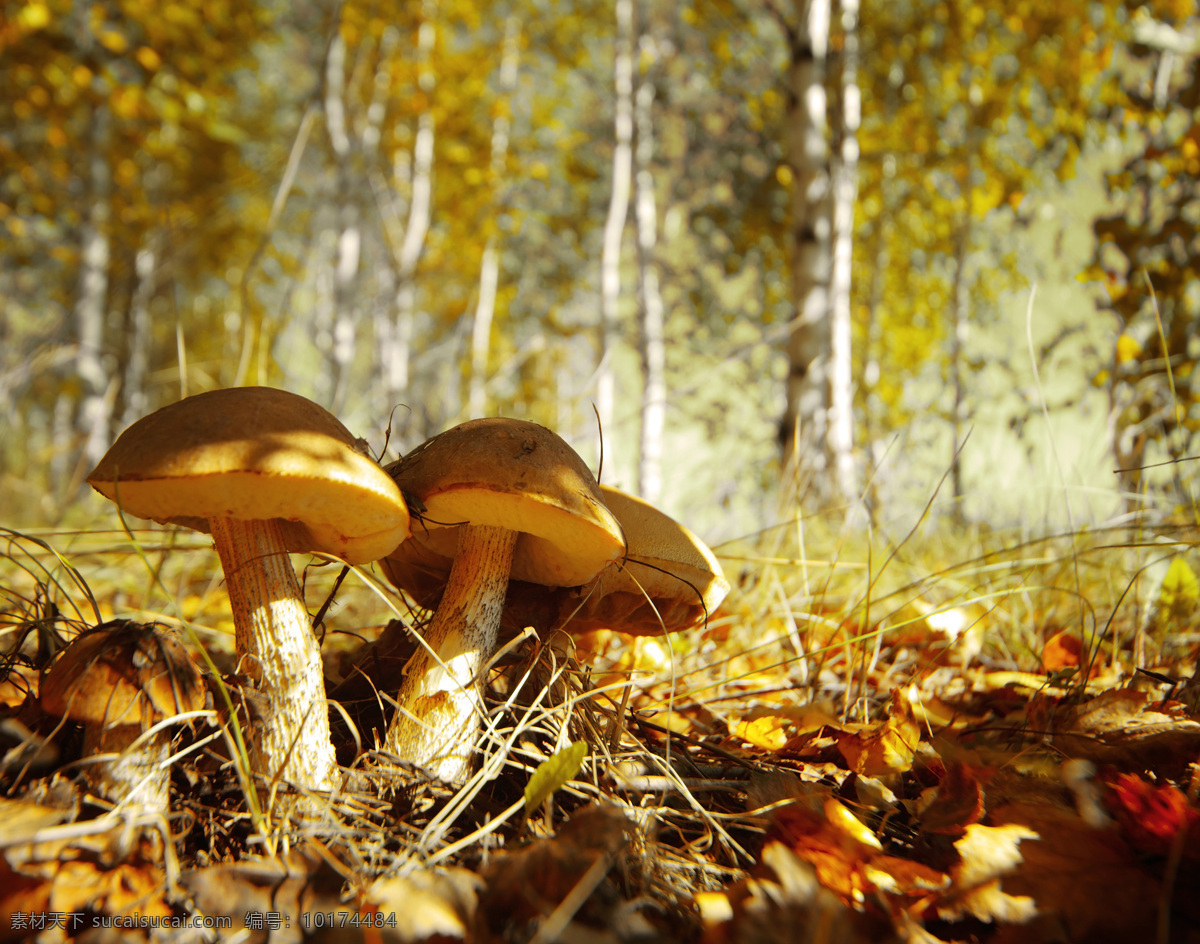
top-left (3, 509), bottom-right (1200, 943)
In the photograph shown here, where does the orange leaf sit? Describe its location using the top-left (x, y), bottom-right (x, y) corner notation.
top-left (1105, 773), bottom-right (1200, 858)
top-left (1042, 630), bottom-right (1082, 672)
top-left (837, 690), bottom-right (920, 776)
top-left (919, 762), bottom-right (990, 835)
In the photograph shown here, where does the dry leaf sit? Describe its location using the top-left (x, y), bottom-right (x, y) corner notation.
top-left (939, 822), bottom-right (1038, 924)
top-left (1041, 631), bottom-right (1083, 674)
top-left (733, 705), bottom-right (838, 752)
top-left (50, 858), bottom-right (172, 920)
top-left (771, 799), bottom-right (949, 913)
top-left (918, 762), bottom-right (990, 835)
top-left (366, 866), bottom-right (481, 942)
top-left (837, 689), bottom-right (920, 777)
top-left (182, 849), bottom-right (349, 943)
top-left (698, 841), bottom-right (870, 944)
top-left (476, 804), bottom-right (632, 938)
top-left (986, 801), bottom-right (1162, 942)
top-left (1104, 772), bottom-right (1200, 858)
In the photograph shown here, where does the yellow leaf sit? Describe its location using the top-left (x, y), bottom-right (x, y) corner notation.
top-left (733, 706), bottom-right (838, 751)
top-left (98, 29), bottom-right (128, 54)
top-left (1159, 556), bottom-right (1199, 620)
top-left (1115, 333), bottom-right (1142, 364)
top-left (824, 798), bottom-right (882, 851)
top-left (524, 741), bottom-right (587, 813)
top-left (136, 47), bottom-right (162, 72)
top-left (18, 2), bottom-right (51, 30)
top-left (735, 714), bottom-right (791, 750)
top-left (939, 823), bottom-right (1038, 923)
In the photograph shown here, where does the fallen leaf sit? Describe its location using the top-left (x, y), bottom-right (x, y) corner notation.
top-left (1041, 631), bottom-right (1083, 673)
top-left (986, 801), bottom-right (1162, 942)
top-left (697, 841), bottom-right (872, 944)
top-left (524, 740), bottom-right (587, 813)
top-left (366, 866), bottom-right (480, 942)
top-left (477, 804), bottom-right (632, 938)
top-left (50, 858), bottom-right (172, 920)
top-left (1104, 772), bottom-right (1200, 858)
top-left (918, 762), bottom-right (990, 835)
top-left (733, 705), bottom-right (838, 752)
top-left (837, 689), bottom-right (920, 777)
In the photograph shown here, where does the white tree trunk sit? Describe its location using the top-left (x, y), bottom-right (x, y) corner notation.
top-left (325, 30), bottom-right (361, 416)
top-left (949, 219), bottom-right (971, 518)
top-left (385, 7), bottom-right (437, 422)
top-left (598, 0), bottom-right (634, 469)
top-left (779, 0), bottom-right (832, 495)
top-left (468, 17), bottom-right (520, 419)
top-left (122, 234), bottom-right (158, 430)
top-left (828, 0), bottom-right (860, 505)
top-left (76, 102), bottom-right (113, 468)
top-left (634, 46), bottom-right (665, 505)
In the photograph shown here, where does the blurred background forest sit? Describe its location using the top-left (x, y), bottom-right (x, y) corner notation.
top-left (2, 0), bottom-right (1198, 543)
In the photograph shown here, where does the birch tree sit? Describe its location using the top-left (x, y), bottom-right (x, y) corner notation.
top-left (468, 17), bottom-right (521, 420)
top-left (381, 6), bottom-right (437, 433)
top-left (598, 0), bottom-right (635, 469)
top-left (774, 0), bottom-right (833, 498)
top-left (75, 96), bottom-right (113, 471)
top-left (323, 29), bottom-right (362, 416)
top-left (828, 0), bottom-right (860, 506)
top-left (635, 31), bottom-right (666, 505)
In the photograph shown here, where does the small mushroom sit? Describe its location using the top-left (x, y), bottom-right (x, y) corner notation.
top-left (86, 387), bottom-right (411, 792)
top-left (380, 418), bottom-right (625, 783)
top-left (384, 483), bottom-right (729, 639)
top-left (40, 621), bottom-right (205, 812)
top-left (561, 485), bottom-right (730, 635)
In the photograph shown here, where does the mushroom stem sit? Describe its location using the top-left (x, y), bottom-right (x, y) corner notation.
top-left (209, 516), bottom-right (337, 792)
top-left (384, 524), bottom-right (518, 783)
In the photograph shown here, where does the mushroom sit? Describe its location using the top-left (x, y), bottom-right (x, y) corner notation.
top-left (40, 621), bottom-right (206, 812)
top-left (561, 485), bottom-right (730, 635)
top-left (382, 483), bottom-right (729, 639)
top-left (379, 418), bottom-right (625, 783)
top-left (86, 386), bottom-right (411, 792)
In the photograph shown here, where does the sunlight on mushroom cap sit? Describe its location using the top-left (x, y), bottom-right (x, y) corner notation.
top-left (87, 386), bottom-right (411, 563)
top-left (388, 417), bottom-right (624, 587)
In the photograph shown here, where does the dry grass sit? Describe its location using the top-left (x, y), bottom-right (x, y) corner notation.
top-left (3, 492), bottom-right (1200, 941)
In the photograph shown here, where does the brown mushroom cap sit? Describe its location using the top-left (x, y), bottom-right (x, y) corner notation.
top-left (564, 485), bottom-right (730, 635)
top-left (386, 418), bottom-right (625, 587)
top-left (41, 621), bottom-right (206, 728)
top-left (41, 621), bottom-right (206, 811)
top-left (382, 483), bottom-right (728, 637)
top-left (86, 386), bottom-right (410, 564)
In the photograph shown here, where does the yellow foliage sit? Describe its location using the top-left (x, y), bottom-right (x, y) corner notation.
top-left (1159, 557), bottom-right (1199, 621)
top-left (97, 28), bottom-right (128, 54)
top-left (17, 2), bottom-right (51, 31)
top-left (135, 46), bottom-right (162, 71)
top-left (1115, 333), bottom-right (1142, 365)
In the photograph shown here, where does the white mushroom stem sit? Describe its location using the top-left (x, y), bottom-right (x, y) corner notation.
top-left (82, 724), bottom-right (169, 813)
top-left (384, 524), bottom-right (518, 783)
top-left (209, 517), bottom-right (337, 792)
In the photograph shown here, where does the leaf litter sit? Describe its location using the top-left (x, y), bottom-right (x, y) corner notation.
top-left (3, 519), bottom-right (1200, 942)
